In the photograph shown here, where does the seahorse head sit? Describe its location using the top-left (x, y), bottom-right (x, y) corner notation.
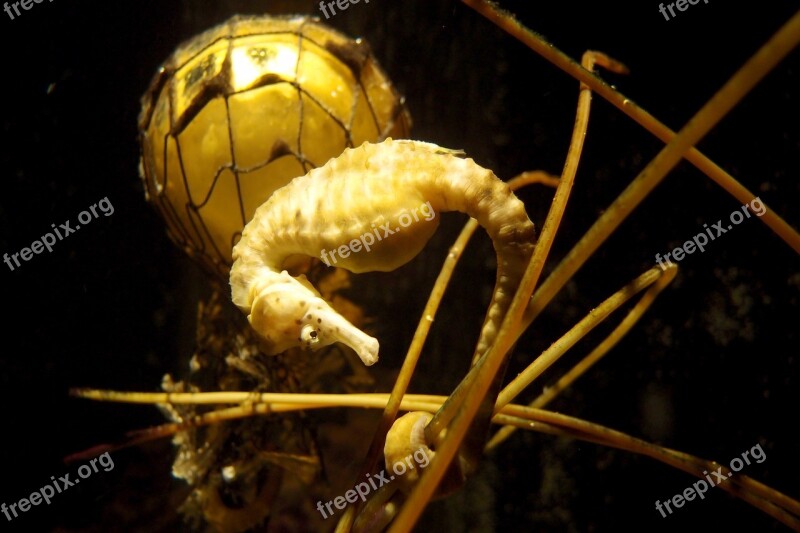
top-left (246, 270), bottom-right (379, 365)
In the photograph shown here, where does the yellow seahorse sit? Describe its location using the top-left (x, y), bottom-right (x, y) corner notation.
top-left (230, 138), bottom-right (536, 366)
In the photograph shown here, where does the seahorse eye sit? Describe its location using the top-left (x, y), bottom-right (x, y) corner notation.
top-left (300, 323), bottom-right (320, 346)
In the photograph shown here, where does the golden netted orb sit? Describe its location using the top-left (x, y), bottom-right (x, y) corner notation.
top-left (138, 15), bottom-right (411, 279)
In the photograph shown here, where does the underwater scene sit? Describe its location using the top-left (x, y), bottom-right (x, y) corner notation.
top-left (0, 1), bottom-right (798, 531)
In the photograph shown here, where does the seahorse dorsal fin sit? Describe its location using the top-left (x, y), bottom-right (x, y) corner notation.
top-left (393, 139), bottom-right (466, 158)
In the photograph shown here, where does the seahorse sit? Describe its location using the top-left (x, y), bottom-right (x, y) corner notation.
top-left (230, 138), bottom-right (535, 366)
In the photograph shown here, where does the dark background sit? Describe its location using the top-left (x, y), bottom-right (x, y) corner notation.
top-left (0, 0), bottom-right (797, 531)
